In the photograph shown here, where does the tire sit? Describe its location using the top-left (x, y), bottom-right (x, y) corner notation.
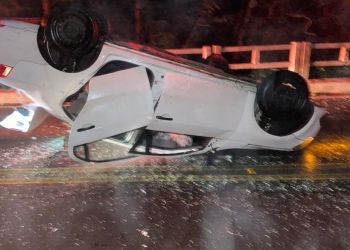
top-left (255, 70), bottom-right (314, 136)
top-left (38, 2), bottom-right (107, 72)
top-left (257, 70), bottom-right (312, 119)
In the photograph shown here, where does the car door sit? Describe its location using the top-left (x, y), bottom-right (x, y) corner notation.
top-left (68, 66), bottom-right (154, 162)
top-left (148, 72), bottom-right (250, 138)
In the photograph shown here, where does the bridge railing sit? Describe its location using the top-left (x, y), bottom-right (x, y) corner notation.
top-left (167, 42), bottom-right (350, 95)
top-left (168, 42), bottom-right (350, 79)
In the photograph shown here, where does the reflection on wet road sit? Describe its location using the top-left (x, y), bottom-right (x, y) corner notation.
top-left (0, 98), bottom-right (350, 249)
top-left (1, 181), bottom-right (350, 249)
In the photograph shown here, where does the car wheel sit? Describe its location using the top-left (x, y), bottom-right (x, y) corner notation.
top-left (255, 70), bottom-right (314, 136)
top-left (37, 2), bottom-right (107, 72)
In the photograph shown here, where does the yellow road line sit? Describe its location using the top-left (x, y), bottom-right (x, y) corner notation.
top-left (245, 167), bottom-right (257, 175)
top-left (1, 162), bottom-right (349, 174)
top-left (0, 162), bottom-right (349, 186)
top-left (1, 173), bottom-right (350, 185)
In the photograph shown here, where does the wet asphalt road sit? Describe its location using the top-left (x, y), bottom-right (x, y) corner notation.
top-left (0, 97), bottom-right (350, 249)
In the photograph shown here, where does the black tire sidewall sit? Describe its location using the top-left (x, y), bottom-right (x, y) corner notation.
top-left (257, 70), bottom-right (311, 120)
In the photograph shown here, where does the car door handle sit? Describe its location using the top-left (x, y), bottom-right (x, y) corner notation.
top-left (77, 125), bottom-right (96, 132)
top-left (156, 115), bottom-right (173, 121)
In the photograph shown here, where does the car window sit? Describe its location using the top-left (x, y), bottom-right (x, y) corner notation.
top-left (74, 128), bottom-right (144, 162)
top-left (131, 130), bottom-right (210, 156)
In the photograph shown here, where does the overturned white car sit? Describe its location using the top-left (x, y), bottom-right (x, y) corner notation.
top-left (0, 3), bottom-right (325, 162)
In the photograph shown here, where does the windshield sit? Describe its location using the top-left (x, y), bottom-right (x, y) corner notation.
top-left (74, 128), bottom-right (144, 162)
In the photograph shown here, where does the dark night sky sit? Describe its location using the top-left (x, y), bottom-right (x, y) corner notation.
top-left (0, 0), bottom-right (349, 48)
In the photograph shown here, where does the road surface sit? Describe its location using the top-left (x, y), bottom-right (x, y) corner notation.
top-left (0, 97), bottom-right (349, 249)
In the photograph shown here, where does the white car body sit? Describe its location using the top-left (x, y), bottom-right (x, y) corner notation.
top-left (0, 20), bottom-right (325, 162)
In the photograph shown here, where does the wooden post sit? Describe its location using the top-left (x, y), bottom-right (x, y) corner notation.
top-left (251, 48), bottom-right (260, 65)
top-left (202, 46), bottom-right (212, 59)
top-left (298, 42), bottom-right (311, 79)
top-left (338, 45), bottom-right (349, 62)
top-left (211, 45), bottom-right (222, 55)
top-left (288, 42), bottom-right (300, 72)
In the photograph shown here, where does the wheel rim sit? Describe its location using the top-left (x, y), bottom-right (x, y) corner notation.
top-left (53, 15), bottom-right (88, 47)
top-left (37, 2), bottom-right (107, 73)
top-left (48, 10), bottom-right (99, 57)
